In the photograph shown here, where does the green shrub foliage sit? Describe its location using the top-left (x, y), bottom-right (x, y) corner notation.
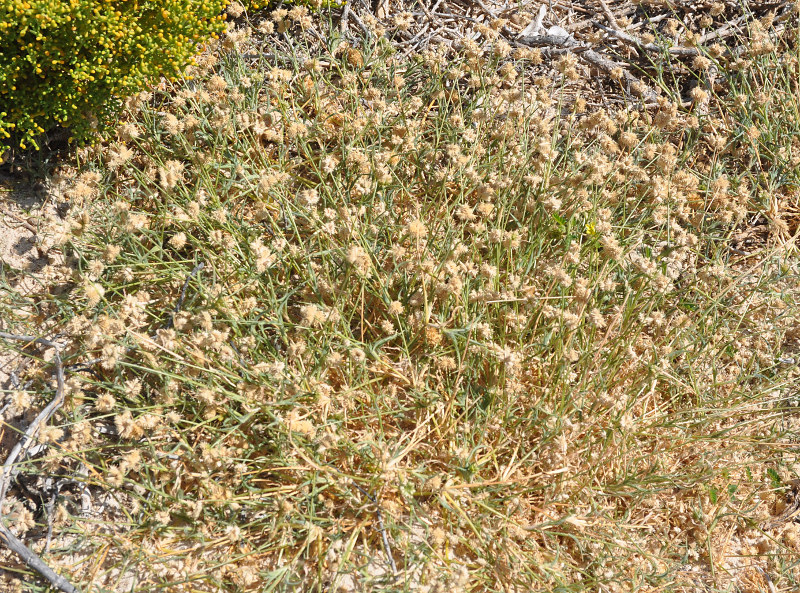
top-left (0, 0), bottom-right (228, 152)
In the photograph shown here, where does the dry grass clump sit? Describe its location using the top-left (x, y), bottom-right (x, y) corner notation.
top-left (5, 7), bottom-right (800, 593)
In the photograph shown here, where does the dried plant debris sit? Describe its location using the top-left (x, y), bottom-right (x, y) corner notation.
top-left (3, 1), bottom-right (800, 592)
top-left (330, 0), bottom-right (800, 109)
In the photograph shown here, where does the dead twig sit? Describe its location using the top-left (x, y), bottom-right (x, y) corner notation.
top-left (594, 1), bottom-right (794, 66)
top-left (515, 34), bottom-right (661, 104)
top-left (453, 0), bottom-right (518, 37)
top-left (413, 10), bottom-right (487, 26)
top-left (340, 0), bottom-right (353, 33)
top-left (516, 33), bottom-right (581, 47)
top-left (0, 334), bottom-right (79, 593)
top-left (3, 211), bottom-right (37, 234)
top-left (289, 436), bottom-right (399, 576)
top-left (346, 476), bottom-right (399, 577)
top-left (44, 485), bottom-right (57, 554)
top-left (597, 0), bottom-right (622, 32)
top-left (0, 524), bottom-right (78, 593)
top-left (696, 1), bottom-right (794, 48)
top-left (0, 332), bottom-right (64, 350)
top-left (592, 21), bottom-right (701, 57)
top-left (760, 479), bottom-right (800, 530)
top-left (466, 0), bottom-right (498, 19)
top-left (345, 9), bottom-right (374, 39)
top-left (566, 5), bottom-right (636, 32)
top-left (164, 261), bottom-right (205, 330)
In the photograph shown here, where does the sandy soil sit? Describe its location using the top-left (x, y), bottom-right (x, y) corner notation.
top-left (0, 170), bottom-right (52, 392)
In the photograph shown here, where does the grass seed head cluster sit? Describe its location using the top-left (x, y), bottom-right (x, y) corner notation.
top-left (4, 6), bottom-right (800, 593)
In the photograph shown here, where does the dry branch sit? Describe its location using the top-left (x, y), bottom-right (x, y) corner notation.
top-left (580, 47), bottom-right (661, 103)
top-left (340, 0), bottom-right (353, 32)
top-left (0, 333), bottom-right (79, 593)
top-left (592, 21), bottom-right (701, 57)
top-left (3, 211), bottom-right (37, 234)
top-left (598, 0), bottom-right (622, 32)
top-left (515, 34), bottom-right (661, 104)
top-left (0, 332), bottom-right (64, 350)
top-left (567, 5), bottom-right (636, 32)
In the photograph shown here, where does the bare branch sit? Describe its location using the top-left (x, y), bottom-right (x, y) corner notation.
top-left (515, 34), bottom-right (661, 104)
top-left (0, 334), bottom-right (80, 593)
top-left (0, 331), bottom-right (64, 350)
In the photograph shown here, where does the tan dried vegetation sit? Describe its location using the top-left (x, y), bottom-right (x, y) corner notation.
top-left (4, 1), bottom-right (800, 591)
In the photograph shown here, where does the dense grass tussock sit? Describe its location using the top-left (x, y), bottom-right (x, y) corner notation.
top-left (5, 8), bottom-right (800, 592)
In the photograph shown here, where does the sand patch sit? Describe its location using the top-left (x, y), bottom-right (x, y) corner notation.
top-left (0, 171), bottom-right (52, 391)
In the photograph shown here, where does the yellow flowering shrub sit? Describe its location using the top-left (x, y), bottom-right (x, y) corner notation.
top-left (0, 0), bottom-right (228, 152)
